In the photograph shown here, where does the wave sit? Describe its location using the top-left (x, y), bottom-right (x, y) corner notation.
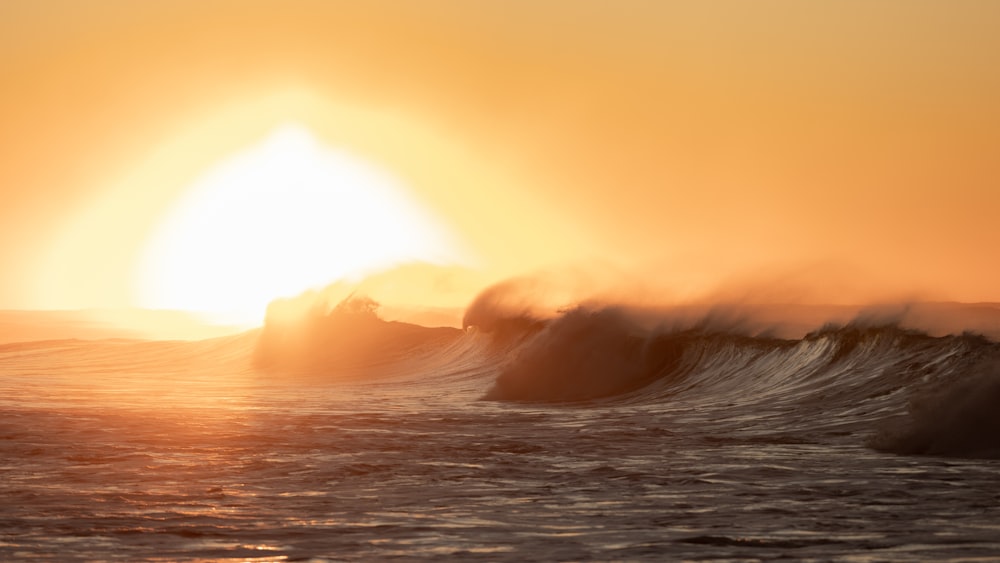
top-left (469, 301), bottom-right (987, 395)
top-left (13, 294), bottom-right (997, 459)
top-left (462, 301), bottom-right (1000, 458)
top-left (254, 295), bottom-right (464, 374)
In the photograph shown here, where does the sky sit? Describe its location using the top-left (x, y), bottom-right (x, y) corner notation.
top-left (2, 0), bottom-right (999, 321)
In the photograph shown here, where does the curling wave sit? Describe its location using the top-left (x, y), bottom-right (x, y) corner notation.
top-left (247, 293), bottom-right (1000, 458)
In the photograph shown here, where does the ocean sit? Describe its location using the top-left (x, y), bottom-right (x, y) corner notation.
top-left (3, 302), bottom-right (1000, 561)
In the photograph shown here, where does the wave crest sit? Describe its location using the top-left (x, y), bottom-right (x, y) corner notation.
top-left (255, 295), bottom-right (462, 372)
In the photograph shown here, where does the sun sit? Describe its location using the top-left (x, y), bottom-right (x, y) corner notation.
top-left (134, 123), bottom-right (468, 325)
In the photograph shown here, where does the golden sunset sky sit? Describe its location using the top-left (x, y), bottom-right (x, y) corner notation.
top-left (2, 1), bottom-right (999, 322)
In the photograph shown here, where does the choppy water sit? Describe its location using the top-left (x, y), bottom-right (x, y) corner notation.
top-left (3, 305), bottom-right (1000, 561)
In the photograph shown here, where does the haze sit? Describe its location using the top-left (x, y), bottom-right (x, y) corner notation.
top-left (2, 0), bottom-right (999, 326)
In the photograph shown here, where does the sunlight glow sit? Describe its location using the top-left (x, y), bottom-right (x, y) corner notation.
top-left (135, 124), bottom-right (467, 325)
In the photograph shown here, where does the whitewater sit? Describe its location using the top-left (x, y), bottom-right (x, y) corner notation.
top-left (3, 301), bottom-right (1000, 561)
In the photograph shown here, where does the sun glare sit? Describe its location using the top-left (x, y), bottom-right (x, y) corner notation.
top-left (135, 124), bottom-right (467, 325)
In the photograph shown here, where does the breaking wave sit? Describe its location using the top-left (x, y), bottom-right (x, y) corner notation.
top-left (243, 292), bottom-right (1000, 458)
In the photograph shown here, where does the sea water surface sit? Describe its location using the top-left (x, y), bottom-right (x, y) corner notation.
top-left (3, 305), bottom-right (1000, 561)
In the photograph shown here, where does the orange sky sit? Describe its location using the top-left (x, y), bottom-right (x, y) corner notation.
top-left (2, 0), bottom-right (999, 315)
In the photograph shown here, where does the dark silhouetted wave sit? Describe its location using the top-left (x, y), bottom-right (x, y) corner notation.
top-left (472, 304), bottom-right (1000, 458)
top-left (243, 293), bottom-right (1000, 458)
